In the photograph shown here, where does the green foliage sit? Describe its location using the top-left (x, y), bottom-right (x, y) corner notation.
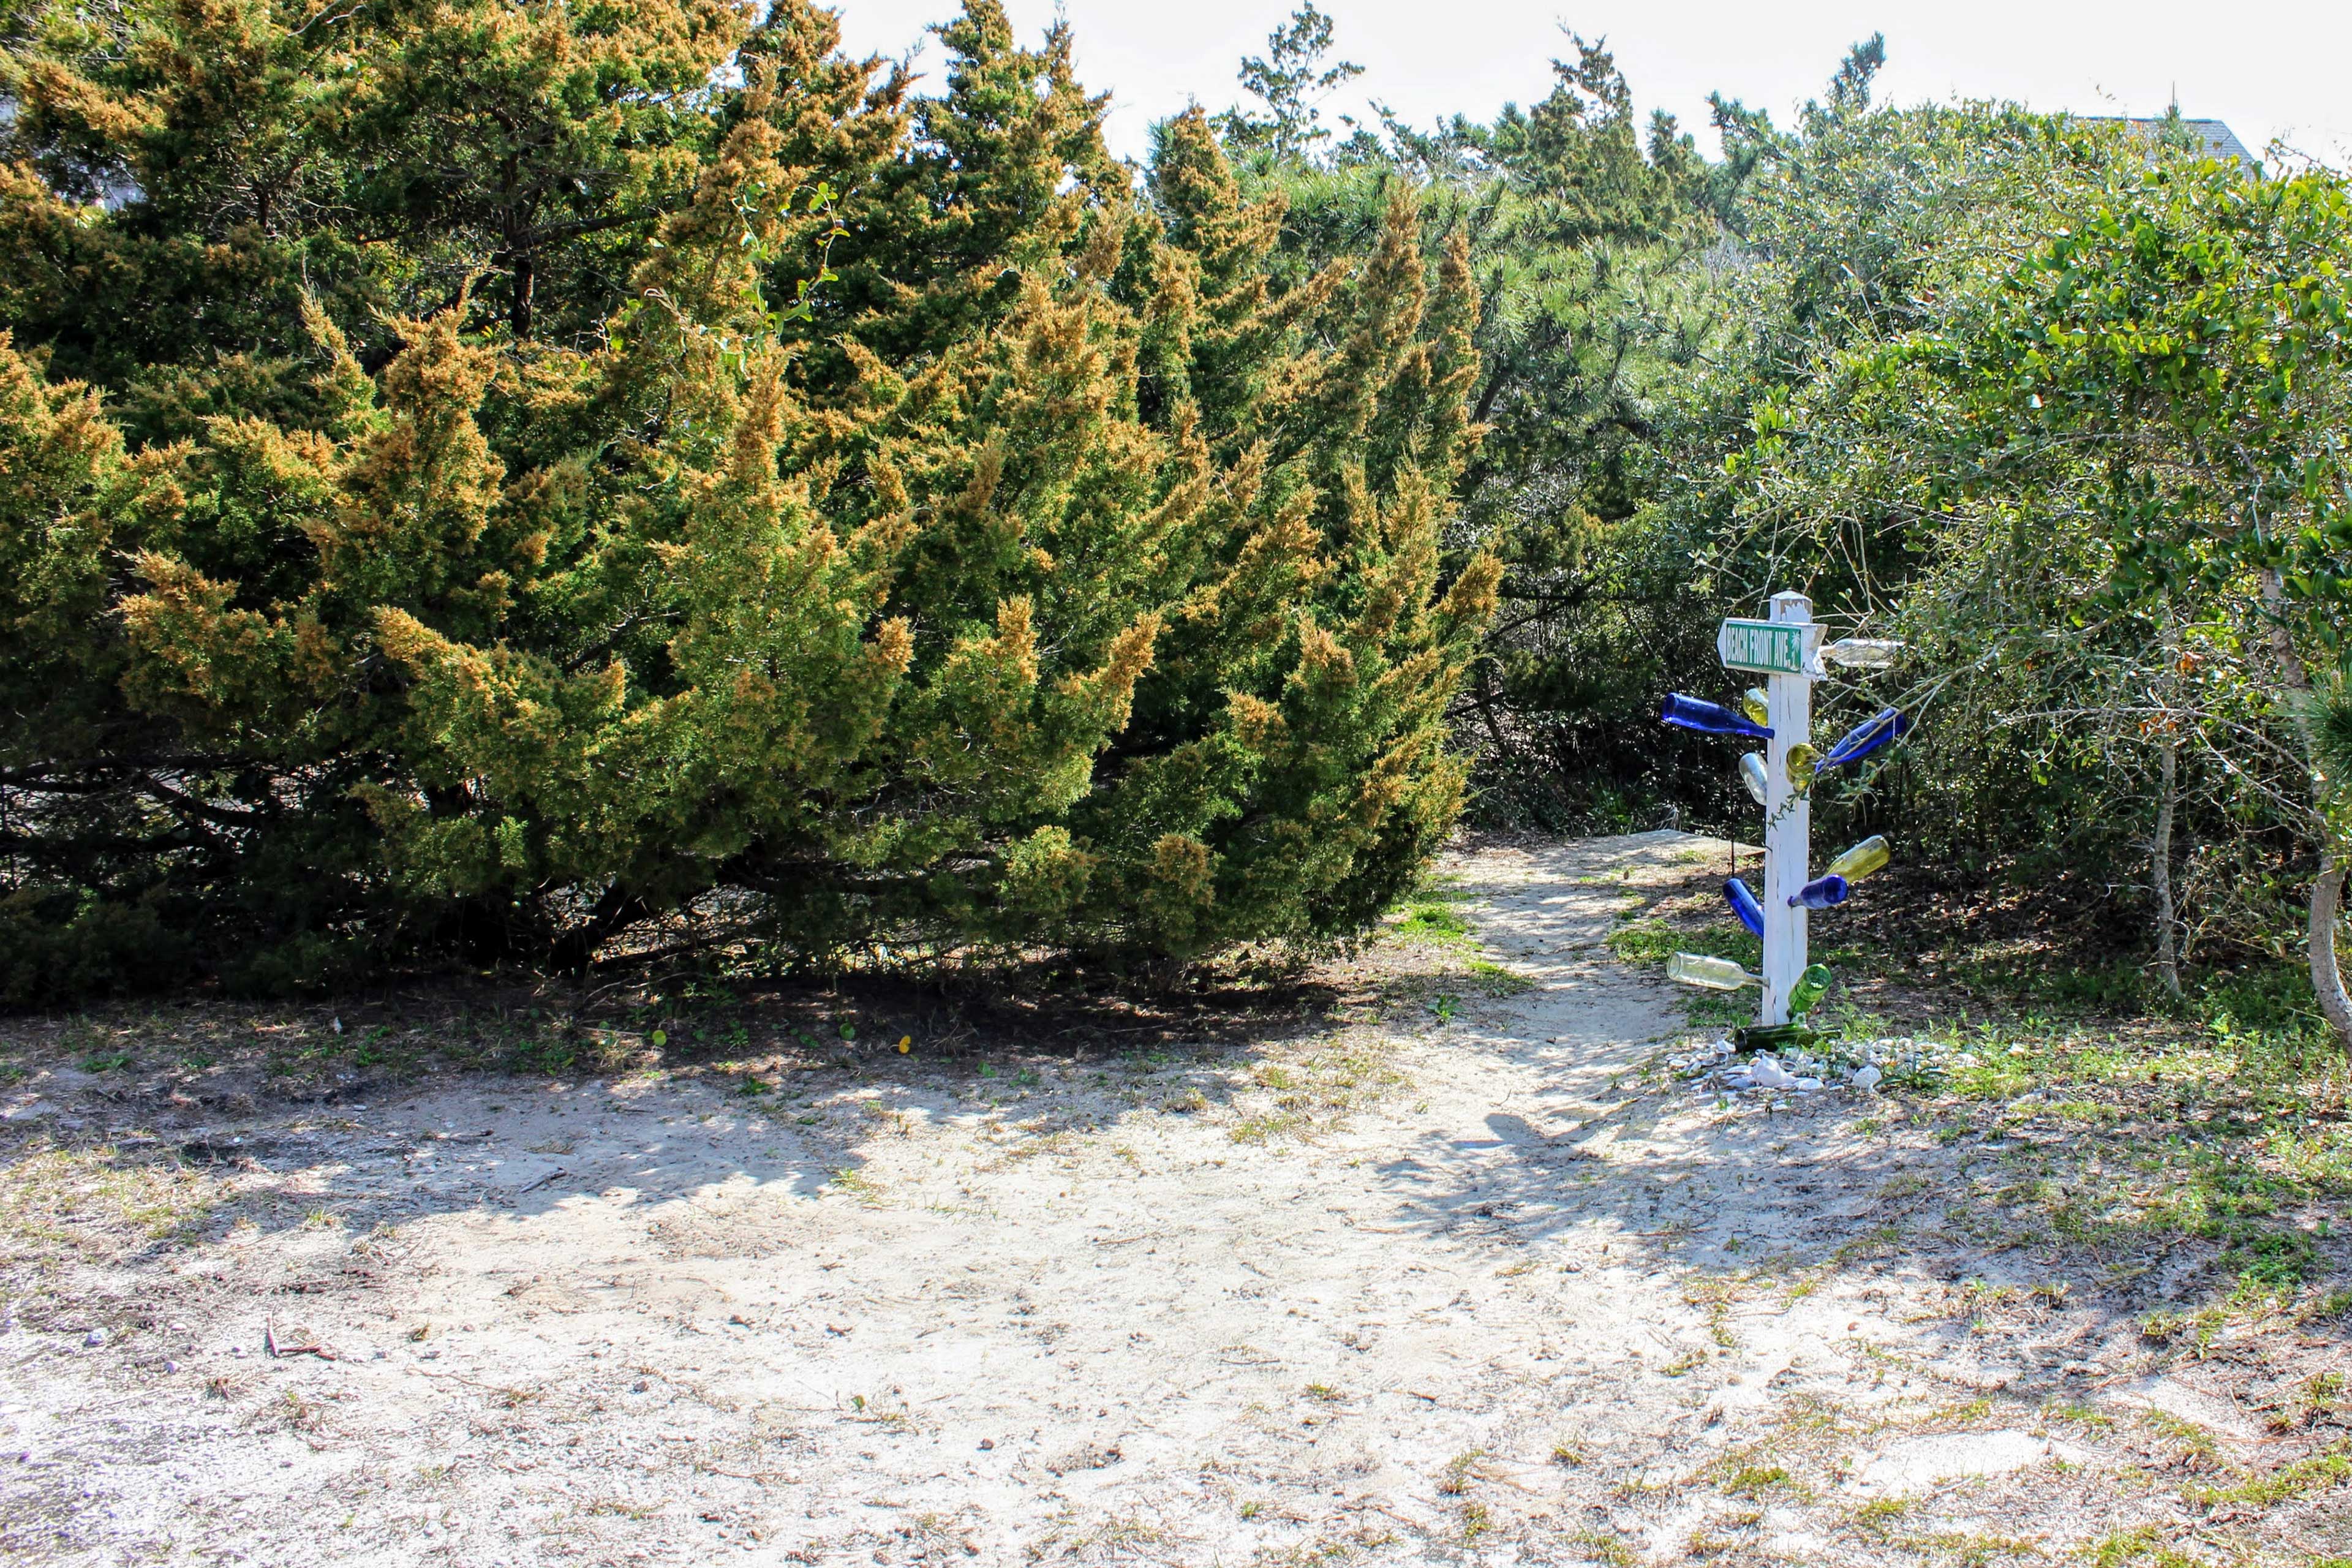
top-left (0, 1), bottom-right (1497, 995)
top-left (1736, 121), bottom-right (2352, 1009)
top-left (1215, 4), bottom-right (1362, 162)
top-left (1226, 29), bottom-right (1721, 829)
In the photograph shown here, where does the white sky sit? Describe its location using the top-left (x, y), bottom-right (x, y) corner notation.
top-left (831, 1), bottom-right (2352, 170)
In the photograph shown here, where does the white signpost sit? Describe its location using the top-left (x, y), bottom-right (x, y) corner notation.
top-left (1746, 593), bottom-right (1817, 1025)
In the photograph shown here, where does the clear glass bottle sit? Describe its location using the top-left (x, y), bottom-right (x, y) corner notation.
top-left (1819, 638), bottom-right (1901, 669)
top-left (1738, 751), bottom-right (1768, 805)
top-left (1668, 952), bottom-right (1756, 991)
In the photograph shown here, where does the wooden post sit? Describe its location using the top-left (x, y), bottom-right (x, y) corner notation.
top-left (1760, 591), bottom-right (1815, 1025)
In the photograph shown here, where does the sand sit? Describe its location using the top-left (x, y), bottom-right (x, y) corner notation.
top-left (3, 832), bottom-right (2334, 1565)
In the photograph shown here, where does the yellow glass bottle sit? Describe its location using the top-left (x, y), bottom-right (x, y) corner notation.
top-left (1826, 834), bottom-right (1890, 881)
top-left (1785, 742), bottom-right (1819, 791)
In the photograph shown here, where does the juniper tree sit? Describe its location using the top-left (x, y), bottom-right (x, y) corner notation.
top-left (0, 0), bottom-right (1495, 995)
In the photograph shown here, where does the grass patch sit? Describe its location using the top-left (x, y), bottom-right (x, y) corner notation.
top-left (2185, 1444), bottom-right (2352, 1510)
top-left (2087, 1525), bottom-right (2204, 1567)
top-left (1393, 901), bottom-right (1475, 950)
top-left (1716, 1463), bottom-right (1797, 1498)
top-left (0, 1139), bottom-right (225, 1261)
top-left (1604, 918), bottom-right (1762, 968)
top-left (1567, 1531), bottom-right (1638, 1567)
top-left (1466, 960), bottom-right (1534, 995)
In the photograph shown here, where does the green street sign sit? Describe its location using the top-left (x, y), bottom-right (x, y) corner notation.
top-left (1717, 617), bottom-right (1807, 676)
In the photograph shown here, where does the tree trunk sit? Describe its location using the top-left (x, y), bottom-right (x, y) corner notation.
top-left (511, 249), bottom-right (535, 339)
top-left (2150, 613), bottom-right (2184, 1000)
top-left (2262, 567), bottom-right (2352, 1051)
top-left (2152, 731), bottom-right (2182, 1000)
top-left (2312, 856), bottom-right (2352, 1049)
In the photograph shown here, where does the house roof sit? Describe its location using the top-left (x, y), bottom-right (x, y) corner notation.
top-left (2078, 116), bottom-right (2256, 168)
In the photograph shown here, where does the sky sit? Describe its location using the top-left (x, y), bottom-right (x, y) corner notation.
top-left (831, 1), bottom-right (2352, 170)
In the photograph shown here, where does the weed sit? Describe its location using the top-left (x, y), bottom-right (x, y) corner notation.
top-left (1568, 1530), bottom-right (1638, 1567)
top-left (2185, 1444), bottom-right (2351, 1509)
top-left (1436, 1450), bottom-right (1483, 1495)
top-left (2139, 1410), bottom-right (2222, 1468)
top-left (0, 1139), bottom-right (221, 1259)
top-left (256, 1389), bottom-right (322, 1434)
top-left (2089, 1525), bottom-right (2202, 1567)
top-left (1717, 1463), bottom-right (1799, 1499)
top-left (2042, 1400), bottom-right (2114, 1432)
top-left (1230, 1112), bottom-right (1306, 1145)
top-left (581, 1496), bottom-right (657, 1520)
top-left (1846, 1496), bottom-right (1908, 1540)
top-left (827, 1167), bottom-right (884, 1203)
top-left (2217, 1227), bottom-right (2318, 1289)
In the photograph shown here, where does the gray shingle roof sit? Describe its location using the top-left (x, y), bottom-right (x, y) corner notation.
top-left (2077, 116), bottom-right (2256, 169)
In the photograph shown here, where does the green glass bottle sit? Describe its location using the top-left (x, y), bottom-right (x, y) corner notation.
top-left (1739, 687), bottom-right (1770, 727)
top-left (1826, 835), bottom-right (1890, 881)
top-left (1787, 963), bottom-right (1833, 1019)
top-left (1736, 1022), bottom-right (1821, 1052)
top-left (1785, 742), bottom-right (1819, 791)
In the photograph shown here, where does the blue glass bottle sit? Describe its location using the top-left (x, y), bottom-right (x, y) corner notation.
top-left (1819, 707), bottom-right (1909, 770)
top-left (1724, 877), bottom-right (1765, 937)
top-left (1661, 693), bottom-right (1773, 741)
top-left (1789, 874), bottom-right (1850, 909)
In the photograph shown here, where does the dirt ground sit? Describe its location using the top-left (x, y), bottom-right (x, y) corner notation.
top-left (2, 832), bottom-right (2346, 1566)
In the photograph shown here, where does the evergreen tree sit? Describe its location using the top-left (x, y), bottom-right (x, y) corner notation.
top-left (0, 0), bottom-right (1495, 997)
top-left (1215, 3), bottom-right (1362, 162)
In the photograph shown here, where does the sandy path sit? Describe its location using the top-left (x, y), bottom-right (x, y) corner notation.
top-left (2, 834), bottom-right (2296, 1564)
